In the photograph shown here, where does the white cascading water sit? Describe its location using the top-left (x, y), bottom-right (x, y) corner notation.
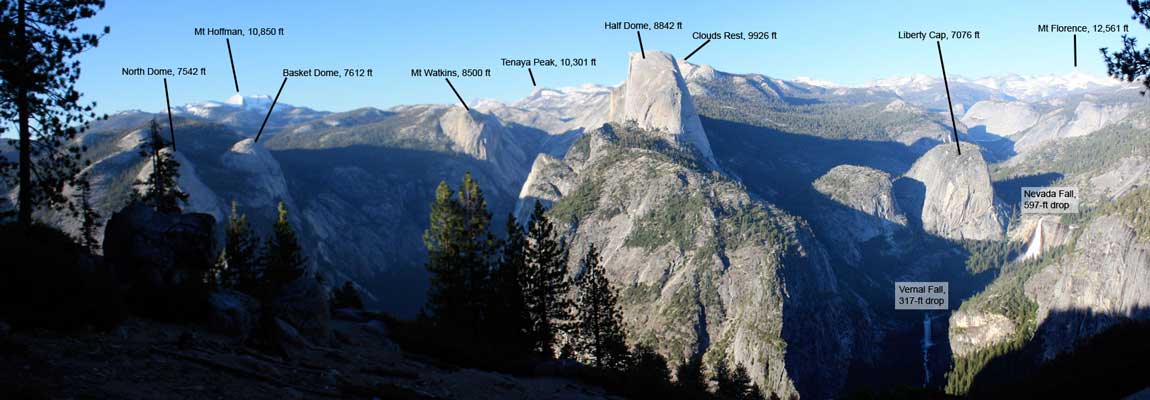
top-left (922, 311), bottom-right (935, 386)
top-left (1022, 217), bottom-right (1046, 261)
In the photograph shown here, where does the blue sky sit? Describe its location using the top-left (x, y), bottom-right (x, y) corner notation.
top-left (73, 0), bottom-right (1144, 115)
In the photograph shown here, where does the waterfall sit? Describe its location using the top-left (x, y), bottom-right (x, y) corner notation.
top-left (922, 311), bottom-right (934, 386)
top-left (1022, 217), bottom-right (1046, 260)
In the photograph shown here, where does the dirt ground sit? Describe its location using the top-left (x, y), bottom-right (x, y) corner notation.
top-left (0, 317), bottom-right (620, 400)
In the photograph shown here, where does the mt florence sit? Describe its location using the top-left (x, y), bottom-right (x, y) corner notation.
top-left (15, 48), bottom-right (1150, 398)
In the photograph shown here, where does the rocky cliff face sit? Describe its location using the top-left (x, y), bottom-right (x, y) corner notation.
top-left (513, 154), bottom-right (575, 223)
top-left (811, 165), bottom-right (907, 265)
top-left (519, 124), bottom-right (852, 399)
top-left (1012, 99), bottom-right (1138, 154)
top-left (436, 108), bottom-right (529, 188)
top-left (1085, 155), bottom-right (1150, 203)
top-left (609, 51), bottom-right (718, 169)
top-left (964, 90), bottom-right (1145, 161)
top-left (994, 110), bottom-right (1150, 210)
top-left (516, 53), bottom-right (862, 397)
top-left (902, 142), bottom-right (1004, 241)
top-left (948, 311), bottom-right (1018, 357)
top-left (132, 148), bottom-right (224, 222)
top-left (221, 138), bottom-right (295, 211)
top-left (950, 192), bottom-right (1150, 360)
top-left (268, 105), bottom-right (532, 192)
top-left (1024, 214), bottom-right (1150, 360)
top-left (961, 100), bottom-right (1040, 137)
top-left (262, 105), bottom-right (544, 314)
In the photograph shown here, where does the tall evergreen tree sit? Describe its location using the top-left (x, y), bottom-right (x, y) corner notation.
top-left (486, 213), bottom-right (532, 355)
top-left (523, 200), bottom-right (572, 356)
top-left (253, 201), bottom-right (307, 345)
top-left (0, 0), bottom-right (108, 232)
top-left (624, 344), bottom-right (675, 399)
top-left (676, 353), bottom-right (709, 398)
top-left (132, 118), bottom-right (186, 213)
top-left (424, 180), bottom-right (466, 321)
top-left (73, 172), bottom-right (101, 253)
top-left (715, 362), bottom-right (764, 400)
top-left (457, 172), bottom-right (497, 333)
top-left (213, 201), bottom-right (261, 292)
top-left (422, 172), bottom-right (496, 336)
top-left (263, 201), bottom-right (306, 295)
top-left (573, 244), bottom-right (629, 370)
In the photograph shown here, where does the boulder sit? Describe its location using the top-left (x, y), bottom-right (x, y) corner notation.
top-left (104, 203), bottom-right (217, 291)
top-left (103, 203), bottom-right (216, 317)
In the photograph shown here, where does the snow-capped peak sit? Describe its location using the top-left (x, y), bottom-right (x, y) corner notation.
top-left (224, 94), bottom-right (274, 110)
top-left (867, 73), bottom-right (938, 92)
top-left (511, 84), bottom-right (611, 110)
top-left (853, 69), bottom-right (1127, 101)
top-left (174, 94), bottom-right (281, 118)
top-left (793, 76), bottom-right (839, 88)
top-left (973, 70), bottom-right (1124, 100)
top-left (1059, 69), bottom-right (1121, 89)
top-left (470, 84), bottom-right (612, 112)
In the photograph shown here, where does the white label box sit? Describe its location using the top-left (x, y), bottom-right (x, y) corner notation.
top-left (1021, 187), bottom-right (1079, 214)
top-left (895, 282), bottom-right (948, 310)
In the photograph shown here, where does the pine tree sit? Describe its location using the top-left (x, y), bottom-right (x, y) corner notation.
top-left (624, 344), bottom-right (674, 399)
top-left (716, 363), bottom-right (763, 400)
top-left (132, 118), bottom-right (186, 213)
top-left (263, 201), bottom-right (306, 296)
top-left (457, 172), bottom-right (497, 334)
top-left (424, 180), bottom-right (466, 322)
top-left (213, 201), bottom-right (261, 292)
top-left (573, 244), bottom-right (629, 370)
top-left (73, 172), bottom-right (101, 253)
top-left (1103, 1), bottom-right (1150, 94)
top-left (0, 0), bottom-right (108, 232)
top-left (422, 172), bottom-right (496, 336)
top-left (251, 201), bottom-right (307, 345)
top-left (331, 281), bottom-right (364, 310)
top-left (676, 353), bottom-right (708, 398)
top-left (486, 213), bottom-right (533, 356)
top-left (715, 362), bottom-right (736, 399)
top-left (523, 200), bottom-right (572, 357)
